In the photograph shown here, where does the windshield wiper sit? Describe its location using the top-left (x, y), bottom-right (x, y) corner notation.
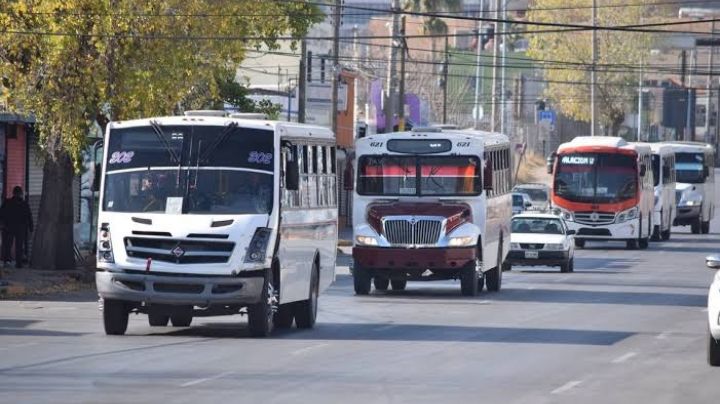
top-left (149, 120), bottom-right (181, 164)
top-left (199, 122), bottom-right (239, 163)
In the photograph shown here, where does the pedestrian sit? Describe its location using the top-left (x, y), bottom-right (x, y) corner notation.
top-left (1, 186), bottom-right (33, 269)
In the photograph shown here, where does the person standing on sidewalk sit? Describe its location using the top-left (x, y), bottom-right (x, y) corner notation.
top-left (1, 186), bottom-right (34, 268)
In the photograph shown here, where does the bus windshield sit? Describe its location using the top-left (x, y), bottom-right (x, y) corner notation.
top-left (675, 152), bottom-right (705, 184)
top-left (357, 155), bottom-right (481, 196)
top-left (102, 124), bottom-right (275, 214)
top-left (554, 153), bottom-right (637, 204)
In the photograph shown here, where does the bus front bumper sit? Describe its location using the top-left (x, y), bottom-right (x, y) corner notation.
top-left (352, 246), bottom-right (476, 271)
top-left (96, 270), bottom-right (265, 306)
top-left (566, 218), bottom-right (640, 241)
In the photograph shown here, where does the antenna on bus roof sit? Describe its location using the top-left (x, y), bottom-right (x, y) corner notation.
top-left (229, 112), bottom-right (270, 120)
top-left (183, 110), bottom-right (229, 117)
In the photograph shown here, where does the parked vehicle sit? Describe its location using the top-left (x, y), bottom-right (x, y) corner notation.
top-left (96, 111), bottom-right (338, 337)
top-left (512, 192), bottom-right (533, 215)
top-left (665, 142), bottom-right (715, 234)
top-left (507, 213), bottom-right (575, 272)
top-left (705, 254), bottom-right (720, 366)
top-left (349, 127), bottom-right (512, 296)
top-left (647, 143), bottom-right (676, 240)
top-left (550, 137), bottom-right (654, 250)
top-left (513, 183), bottom-right (551, 211)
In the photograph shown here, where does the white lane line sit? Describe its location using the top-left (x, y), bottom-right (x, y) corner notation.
top-left (656, 331), bottom-right (671, 340)
top-left (291, 343), bottom-right (329, 356)
top-left (180, 371), bottom-right (234, 387)
top-left (551, 380), bottom-right (582, 395)
top-left (611, 352), bottom-right (638, 364)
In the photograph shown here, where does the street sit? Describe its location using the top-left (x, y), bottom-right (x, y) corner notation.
top-left (1, 224), bottom-right (718, 403)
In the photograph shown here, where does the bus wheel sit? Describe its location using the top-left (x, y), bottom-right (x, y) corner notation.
top-left (274, 304), bottom-right (294, 329)
top-left (661, 228), bottom-right (671, 241)
top-left (502, 261), bottom-right (512, 272)
top-left (353, 265), bottom-right (372, 295)
top-left (248, 271), bottom-right (276, 337)
top-left (485, 266), bottom-right (502, 292)
top-left (148, 313), bottom-right (169, 327)
top-left (574, 239), bottom-right (585, 248)
top-left (103, 299), bottom-right (129, 336)
top-left (460, 260), bottom-right (479, 296)
top-left (390, 279), bottom-right (407, 291)
top-left (639, 238), bottom-right (649, 249)
top-left (626, 240), bottom-right (638, 250)
top-left (170, 313), bottom-right (192, 327)
top-left (702, 221), bottom-right (711, 234)
top-left (692, 218), bottom-right (702, 234)
top-left (651, 225), bottom-right (660, 241)
top-left (709, 329), bottom-right (720, 366)
top-left (373, 277), bottom-right (389, 291)
top-left (294, 265), bottom-right (319, 329)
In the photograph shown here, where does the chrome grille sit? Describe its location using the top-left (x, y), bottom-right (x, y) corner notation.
top-left (124, 237), bottom-right (234, 264)
top-left (384, 219), bottom-right (443, 246)
top-left (574, 211), bottom-right (616, 225)
top-left (520, 243), bottom-right (544, 250)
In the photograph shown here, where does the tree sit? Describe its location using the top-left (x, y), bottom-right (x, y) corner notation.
top-left (527, 0), bottom-right (655, 135)
top-left (0, 0), bottom-right (321, 269)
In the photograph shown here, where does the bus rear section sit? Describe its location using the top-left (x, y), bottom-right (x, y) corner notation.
top-left (349, 129), bottom-right (512, 297)
top-left (666, 142), bottom-right (715, 234)
top-left (648, 143), bottom-right (676, 241)
top-left (551, 137), bottom-right (654, 250)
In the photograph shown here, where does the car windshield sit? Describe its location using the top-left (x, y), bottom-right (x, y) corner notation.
top-left (675, 152), bottom-right (705, 184)
top-left (102, 124), bottom-right (275, 214)
top-left (512, 218), bottom-right (564, 234)
top-left (357, 155), bottom-right (481, 196)
top-left (514, 187), bottom-right (547, 201)
top-left (554, 152), bottom-right (637, 204)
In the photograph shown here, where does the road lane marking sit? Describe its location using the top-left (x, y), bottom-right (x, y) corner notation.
top-left (291, 343), bottom-right (329, 356)
top-left (656, 331), bottom-right (671, 340)
top-left (180, 371), bottom-right (234, 387)
top-left (551, 380), bottom-right (582, 395)
top-left (611, 352), bottom-right (637, 364)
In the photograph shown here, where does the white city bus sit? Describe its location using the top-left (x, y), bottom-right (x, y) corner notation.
top-left (348, 128), bottom-right (512, 296)
top-left (551, 137), bottom-right (655, 250)
top-left (665, 142), bottom-right (716, 234)
top-left (647, 143), bottom-right (676, 240)
top-left (96, 112), bottom-right (337, 337)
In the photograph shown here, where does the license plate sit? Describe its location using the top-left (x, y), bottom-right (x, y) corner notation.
top-left (525, 250), bottom-right (539, 259)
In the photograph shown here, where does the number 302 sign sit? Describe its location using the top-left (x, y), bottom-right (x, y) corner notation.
top-left (108, 151), bottom-right (135, 164)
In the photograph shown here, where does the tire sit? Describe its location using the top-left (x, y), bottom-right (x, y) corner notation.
top-left (477, 274), bottom-right (485, 292)
top-left (702, 221), bottom-right (711, 234)
top-left (661, 228), bottom-right (671, 241)
top-left (460, 260), bottom-right (479, 297)
top-left (353, 264), bottom-right (372, 295)
top-left (709, 329), bottom-right (720, 367)
top-left (568, 257), bottom-right (574, 273)
top-left (502, 260), bottom-right (512, 272)
top-left (651, 225), bottom-right (660, 241)
top-left (148, 313), bottom-right (169, 327)
top-left (170, 314), bottom-right (192, 327)
top-left (560, 260), bottom-right (570, 273)
top-left (274, 304), bottom-right (294, 329)
top-left (626, 239), bottom-right (638, 250)
top-left (485, 266), bottom-right (502, 292)
top-left (247, 271), bottom-right (275, 337)
top-left (639, 238), bottom-right (649, 249)
top-left (390, 279), bottom-right (407, 290)
top-left (692, 217), bottom-right (701, 234)
top-left (574, 239), bottom-right (585, 248)
top-left (373, 277), bottom-right (389, 291)
top-left (103, 299), bottom-right (129, 336)
top-left (294, 265), bottom-right (319, 329)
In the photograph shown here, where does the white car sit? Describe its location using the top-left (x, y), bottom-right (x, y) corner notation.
top-left (513, 183), bottom-right (551, 212)
top-left (508, 213), bottom-right (575, 272)
top-left (512, 192), bottom-right (533, 216)
top-left (705, 255), bottom-right (720, 366)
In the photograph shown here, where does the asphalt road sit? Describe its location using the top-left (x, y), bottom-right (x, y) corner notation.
top-left (2, 206), bottom-right (720, 403)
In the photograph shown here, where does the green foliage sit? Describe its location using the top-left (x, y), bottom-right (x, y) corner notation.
top-left (403, 0), bottom-right (462, 36)
top-left (254, 99), bottom-right (282, 120)
top-left (527, 0), bottom-right (654, 134)
top-left (0, 0), bottom-right (322, 170)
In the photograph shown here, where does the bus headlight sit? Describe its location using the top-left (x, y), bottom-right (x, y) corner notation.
top-left (448, 236), bottom-right (474, 247)
top-left (555, 208), bottom-right (573, 221)
top-left (97, 227), bottom-right (114, 263)
top-left (356, 236), bottom-right (378, 246)
top-left (245, 228), bottom-right (272, 263)
top-left (617, 207), bottom-right (638, 223)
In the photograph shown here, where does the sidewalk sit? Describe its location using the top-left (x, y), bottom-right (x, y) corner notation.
top-left (0, 266), bottom-right (95, 299)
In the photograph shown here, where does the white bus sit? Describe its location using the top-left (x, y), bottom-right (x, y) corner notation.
top-left (647, 143), bottom-right (676, 240)
top-left (96, 112), bottom-right (338, 337)
top-left (551, 137), bottom-right (655, 250)
top-left (665, 142), bottom-right (716, 234)
top-left (347, 128), bottom-right (512, 296)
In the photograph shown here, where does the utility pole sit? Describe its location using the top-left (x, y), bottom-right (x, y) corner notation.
top-left (705, 21), bottom-right (716, 144)
top-left (331, 0), bottom-right (341, 136)
top-left (637, 60), bottom-right (643, 142)
top-left (384, 0), bottom-right (401, 133)
top-left (298, 39), bottom-right (307, 123)
top-left (490, 0), bottom-right (501, 132)
top-left (398, 16), bottom-right (407, 131)
top-left (591, 0), bottom-right (597, 136)
top-left (500, 0), bottom-right (507, 135)
top-left (473, 0), bottom-right (485, 129)
top-left (443, 35), bottom-right (449, 124)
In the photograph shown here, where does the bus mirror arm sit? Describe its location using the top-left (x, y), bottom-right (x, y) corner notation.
top-left (343, 161), bottom-right (354, 191)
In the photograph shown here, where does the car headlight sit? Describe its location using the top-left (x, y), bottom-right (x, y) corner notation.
top-left (545, 243), bottom-right (564, 250)
top-left (356, 235), bottom-right (378, 246)
top-left (554, 208), bottom-right (573, 221)
top-left (97, 227), bottom-right (114, 263)
top-left (511, 242), bottom-right (522, 250)
top-left (683, 199), bottom-right (701, 206)
top-left (617, 207), bottom-right (638, 223)
top-left (448, 236), bottom-right (475, 247)
top-left (245, 227), bottom-right (272, 263)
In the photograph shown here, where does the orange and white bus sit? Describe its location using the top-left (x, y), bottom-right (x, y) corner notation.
top-left (550, 136), bottom-right (654, 250)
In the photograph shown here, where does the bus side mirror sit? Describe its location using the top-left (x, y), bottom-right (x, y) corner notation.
top-left (92, 163), bottom-right (102, 192)
top-left (639, 164), bottom-right (646, 177)
top-left (343, 161), bottom-right (354, 191)
top-left (483, 164), bottom-right (493, 191)
top-left (285, 153), bottom-right (299, 191)
top-left (546, 152), bottom-right (556, 174)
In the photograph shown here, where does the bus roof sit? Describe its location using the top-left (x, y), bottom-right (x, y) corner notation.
top-left (358, 129), bottom-right (509, 147)
top-left (107, 115), bottom-right (335, 140)
top-left (558, 136), bottom-right (648, 155)
top-left (662, 141), bottom-right (714, 154)
top-left (639, 142), bottom-right (674, 155)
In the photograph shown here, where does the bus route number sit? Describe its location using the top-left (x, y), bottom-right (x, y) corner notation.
top-left (456, 142), bottom-right (471, 148)
top-left (370, 142), bottom-right (384, 148)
